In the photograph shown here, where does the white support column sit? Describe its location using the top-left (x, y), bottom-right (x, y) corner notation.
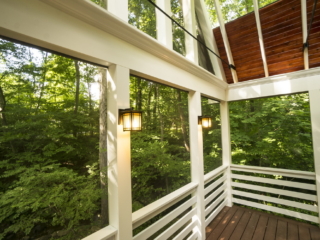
top-left (188, 91), bottom-right (206, 240)
top-left (253, 0), bottom-right (269, 77)
top-left (156, 0), bottom-right (173, 49)
top-left (195, 0), bottom-right (225, 81)
top-left (213, 0), bottom-right (238, 83)
top-left (220, 101), bottom-right (233, 207)
top-left (182, 0), bottom-right (199, 63)
top-left (301, 0), bottom-right (309, 70)
top-left (107, 65), bottom-right (132, 240)
top-left (107, 0), bottom-right (128, 22)
top-left (309, 89), bottom-right (320, 222)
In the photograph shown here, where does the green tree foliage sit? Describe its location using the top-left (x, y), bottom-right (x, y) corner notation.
top-left (130, 76), bottom-right (191, 211)
top-left (171, 0), bottom-right (186, 56)
top-left (229, 93), bottom-right (314, 171)
top-left (204, 0), bottom-right (278, 26)
top-left (0, 39), bottom-right (103, 239)
top-left (129, 0), bottom-right (157, 39)
top-left (201, 97), bottom-right (222, 174)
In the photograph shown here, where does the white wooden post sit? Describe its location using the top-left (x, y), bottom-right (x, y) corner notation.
top-left (309, 89), bottom-right (320, 222)
top-left (188, 91), bottom-right (206, 240)
top-left (182, 0), bottom-right (198, 63)
top-left (156, 0), bottom-right (173, 49)
top-left (220, 101), bottom-right (233, 207)
top-left (107, 65), bottom-right (133, 240)
top-left (107, 0), bottom-right (128, 22)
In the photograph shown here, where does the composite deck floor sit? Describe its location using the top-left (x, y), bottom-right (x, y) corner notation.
top-left (206, 205), bottom-right (320, 240)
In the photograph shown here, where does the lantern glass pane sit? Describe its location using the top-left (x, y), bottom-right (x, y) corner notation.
top-left (202, 117), bottom-right (212, 128)
top-left (122, 112), bottom-right (132, 131)
top-left (132, 112), bottom-right (142, 131)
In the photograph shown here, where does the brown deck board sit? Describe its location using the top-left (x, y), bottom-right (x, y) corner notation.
top-left (252, 215), bottom-right (268, 240)
top-left (207, 206), bottom-right (238, 240)
top-left (299, 226), bottom-right (311, 240)
top-left (205, 206), bottom-right (230, 238)
top-left (229, 210), bottom-right (252, 240)
top-left (217, 209), bottom-right (245, 240)
top-left (206, 205), bottom-right (320, 240)
top-left (288, 223), bottom-right (299, 240)
top-left (241, 213), bottom-right (260, 240)
top-left (310, 228), bottom-right (320, 240)
top-left (276, 220), bottom-right (287, 240)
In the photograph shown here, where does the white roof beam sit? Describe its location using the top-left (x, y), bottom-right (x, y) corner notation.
top-left (253, 0), bottom-right (269, 77)
top-left (195, 0), bottom-right (226, 81)
top-left (213, 0), bottom-right (238, 83)
top-left (182, 0), bottom-right (199, 64)
top-left (301, 0), bottom-right (309, 70)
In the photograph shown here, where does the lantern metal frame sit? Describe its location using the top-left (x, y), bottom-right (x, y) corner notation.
top-left (118, 108), bottom-right (143, 131)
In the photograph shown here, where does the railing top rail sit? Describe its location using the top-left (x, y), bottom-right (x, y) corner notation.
top-left (132, 182), bottom-right (198, 229)
top-left (230, 164), bottom-right (316, 180)
top-left (204, 165), bottom-right (228, 184)
top-left (82, 226), bottom-right (117, 240)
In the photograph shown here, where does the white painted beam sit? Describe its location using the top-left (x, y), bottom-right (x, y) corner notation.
top-left (182, 0), bottom-right (199, 63)
top-left (188, 91), bottom-right (205, 240)
top-left (253, 0), bottom-right (269, 77)
top-left (309, 89), bottom-right (320, 224)
top-left (107, 65), bottom-right (132, 240)
top-left (301, 0), bottom-right (309, 70)
top-left (220, 101), bottom-right (233, 207)
top-left (213, 0), bottom-right (238, 83)
top-left (107, 0), bottom-right (128, 22)
top-left (195, 0), bottom-right (226, 81)
top-left (156, 0), bottom-right (173, 49)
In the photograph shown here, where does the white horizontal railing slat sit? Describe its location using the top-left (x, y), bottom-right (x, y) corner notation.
top-left (154, 208), bottom-right (197, 240)
top-left (230, 165), bottom-right (316, 180)
top-left (82, 226), bottom-right (117, 240)
top-left (172, 218), bottom-right (197, 240)
top-left (186, 231), bottom-right (198, 240)
top-left (205, 183), bottom-right (227, 206)
top-left (204, 165), bottom-right (228, 184)
top-left (231, 174), bottom-right (316, 191)
top-left (132, 182), bottom-right (198, 229)
top-left (205, 199), bottom-right (227, 226)
top-left (232, 190), bottom-right (318, 213)
top-left (231, 182), bottom-right (317, 201)
top-left (205, 191), bottom-right (227, 216)
top-left (233, 198), bottom-right (319, 224)
top-left (204, 174), bottom-right (227, 195)
top-left (133, 196), bottom-right (196, 240)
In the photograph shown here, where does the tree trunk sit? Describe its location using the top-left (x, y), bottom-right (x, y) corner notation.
top-left (73, 60), bottom-right (81, 137)
top-left (74, 60), bottom-right (81, 115)
top-left (0, 86), bottom-right (7, 126)
top-left (98, 67), bottom-right (109, 226)
top-left (136, 78), bottom-right (142, 110)
top-left (156, 85), bottom-right (164, 141)
top-left (176, 90), bottom-right (190, 152)
top-left (0, 85), bottom-right (15, 153)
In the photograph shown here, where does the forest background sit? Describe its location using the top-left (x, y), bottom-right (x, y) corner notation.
top-left (0, 0), bottom-right (315, 239)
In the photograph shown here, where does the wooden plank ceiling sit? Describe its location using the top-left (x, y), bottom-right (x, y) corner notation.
top-left (213, 0), bottom-right (319, 84)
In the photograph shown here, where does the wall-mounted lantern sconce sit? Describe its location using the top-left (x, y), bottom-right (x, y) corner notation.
top-left (198, 116), bottom-right (212, 128)
top-left (119, 108), bottom-right (142, 131)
